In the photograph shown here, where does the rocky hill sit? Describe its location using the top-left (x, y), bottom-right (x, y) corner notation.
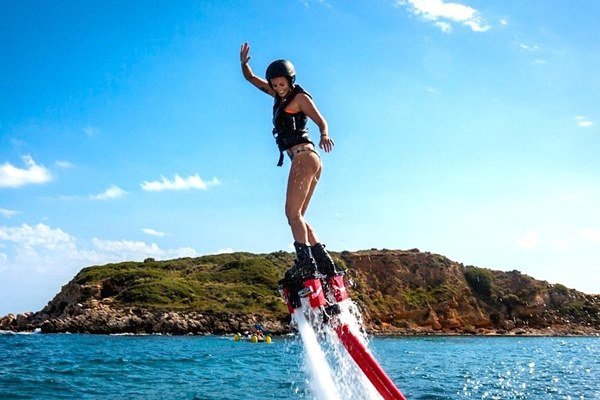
top-left (1, 249), bottom-right (599, 335)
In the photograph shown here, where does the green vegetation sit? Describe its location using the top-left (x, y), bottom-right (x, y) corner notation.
top-left (74, 253), bottom-right (292, 317)
top-left (66, 249), bottom-right (599, 331)
top-left (464, 266), bottom-right (494, 297)
top-left (552, 283), bottom-right (569, 295)
top-left (404, 287), bottom-right (434, 308)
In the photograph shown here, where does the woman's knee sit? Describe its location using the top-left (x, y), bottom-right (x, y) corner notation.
top-left (285, 206), bottom-right (303, 226)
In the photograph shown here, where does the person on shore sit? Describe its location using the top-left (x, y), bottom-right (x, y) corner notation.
top-left (239, 42), bottom-right (339, 283)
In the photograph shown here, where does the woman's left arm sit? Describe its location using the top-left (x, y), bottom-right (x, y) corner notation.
top-left (296, 94), bottom-right (335, 153)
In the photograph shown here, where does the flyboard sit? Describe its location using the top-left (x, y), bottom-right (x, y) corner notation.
top-left (280, 271), bottom-right (408, 400)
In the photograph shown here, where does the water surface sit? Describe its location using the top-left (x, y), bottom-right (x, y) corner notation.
top-left (1, 333), bottom-right (598, 399)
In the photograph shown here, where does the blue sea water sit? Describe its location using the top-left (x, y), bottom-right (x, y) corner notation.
top-left (0, 332), bottom-right (598, 399)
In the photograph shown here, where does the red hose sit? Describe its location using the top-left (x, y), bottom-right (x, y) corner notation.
top-left (334, 324), bottom-right (407, 400)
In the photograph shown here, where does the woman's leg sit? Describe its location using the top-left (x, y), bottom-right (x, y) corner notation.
top-left (305, 222), bottom-right (320, 246)
top-left (302, 164), bottom-right (322, 245)
top-left (285, 152), bottom-right (321, 244)
top-left (295, 160), bottom-right (337, 275)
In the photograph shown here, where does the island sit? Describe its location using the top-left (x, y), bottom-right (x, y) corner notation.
top-left (2, 249), bottom-right (599, 336)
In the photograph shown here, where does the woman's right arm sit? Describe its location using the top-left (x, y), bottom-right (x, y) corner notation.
top-left (240, 42), bottom-right (275, 97)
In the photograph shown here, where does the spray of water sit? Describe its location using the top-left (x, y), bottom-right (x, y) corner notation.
top-left (324, 299), bottom-right (383, 400)
top-left (294, 307), bottom-right (341, 400)
top-left (321, 325), bottom-right (382, 399)
top-left (293, 297), bottom-right (384, 400)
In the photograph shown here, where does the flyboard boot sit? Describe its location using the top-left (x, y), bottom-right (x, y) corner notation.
top-left (278, 242), bottom-right (326, 315)
top-left (311, 243), bottom-right (349, 318)
top-left (311, 243), bottom-right (348, 304)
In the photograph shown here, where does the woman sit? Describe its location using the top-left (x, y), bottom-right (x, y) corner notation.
top-left (239, 42), bottom-right (338, 283)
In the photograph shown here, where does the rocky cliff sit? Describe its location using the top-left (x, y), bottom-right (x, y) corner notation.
top-left (1, 249), bottom-right (599, 335)
top-left (342, 249), bottom-right (599, 335)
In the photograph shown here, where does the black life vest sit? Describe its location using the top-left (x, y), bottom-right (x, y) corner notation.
top-left (272, 84), bottom-right (313, 166)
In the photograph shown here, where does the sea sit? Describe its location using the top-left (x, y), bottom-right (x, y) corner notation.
top-left (0, 331), bottom-right (598, 400)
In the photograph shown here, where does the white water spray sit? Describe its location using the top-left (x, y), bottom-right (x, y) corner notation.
top-left (325, 300), bottom-right (383, 400)
top-left (293, 298), bottom-right (385, 400)
top-left (294, 307), bottom-right (341, 400)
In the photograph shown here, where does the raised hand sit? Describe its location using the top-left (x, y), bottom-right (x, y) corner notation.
top-left (240, 42), bottom-right (251, 65)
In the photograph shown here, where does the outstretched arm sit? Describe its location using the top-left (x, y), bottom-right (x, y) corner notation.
top-left (296, 94), bottom-right (335, 153)
top-left (240, 42), bottom-right (275, 97)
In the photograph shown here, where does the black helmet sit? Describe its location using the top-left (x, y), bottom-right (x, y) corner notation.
top-left (265, 59), bottom-right (296, 86)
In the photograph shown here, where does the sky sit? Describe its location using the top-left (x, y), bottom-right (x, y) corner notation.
top-left (1, 0), bottom-right (599, 315)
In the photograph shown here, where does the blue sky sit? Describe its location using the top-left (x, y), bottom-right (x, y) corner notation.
top-left (1, 0), bottom-right (599, 315)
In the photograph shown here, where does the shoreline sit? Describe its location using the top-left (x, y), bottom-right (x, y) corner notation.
top-left (2, 304), bottom-right (599, 338)
top-left (2, 329), bottom-right (599, 338)
top-left (2, 316), bottom-right (599, 338)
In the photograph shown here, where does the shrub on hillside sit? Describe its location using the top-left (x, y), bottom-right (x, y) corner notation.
top-left (216, 258), bottom-right (280, 287)
top-left (464, 266), bottom-right (494, 297)
top-left (116, 280), bottom-right (195, 306)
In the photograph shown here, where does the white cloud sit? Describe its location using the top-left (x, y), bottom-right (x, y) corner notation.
top-left (435, 21), bottom-right (453, 33)
top-left (92, 238), bottom-right (198, 260)
top-left (519, 43), bottom-right (539, 52)
top-left (214, 247), bottom-right (235, 254)
top-left (398, 0), bottom-right (490, 32)
top-left (142, 228), bottom-right (168, 237)
top-left (92, 238), bottom-right (162, 256)
top-left (55, 160), bottom-right (75, 169)
top-left (0, 223), bottom-right (201, 312)
top-left (516, 232), bottom-right (540, 249)
top-left (90, 185), bottom-right (128, 200)
top-left (0, 223), bottom-right (76, 251)
top-left (169, 247), bottom-right (199, 258)
top-left (575, 116), bottom-right (593, 127)
top-left (141, 174), bottom-right (220, 192)
top-left (0, 222), bottom-right (200, 275)
top-left (500, 18), bottom-right (509, 26)
top-left (0, 155), bottom-right (52, 188)
top-left (0, 208), bottom-right (20, 218)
